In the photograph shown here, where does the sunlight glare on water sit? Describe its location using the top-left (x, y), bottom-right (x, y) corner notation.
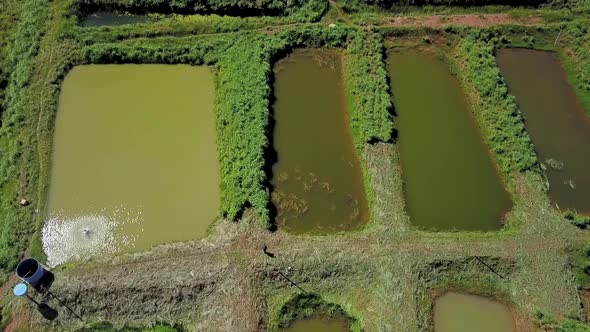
top-left (42, 205), bottom-right (143, 267)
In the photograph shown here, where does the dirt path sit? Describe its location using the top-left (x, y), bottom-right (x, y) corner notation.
top-left (381, 13), bottom-right (542, 28)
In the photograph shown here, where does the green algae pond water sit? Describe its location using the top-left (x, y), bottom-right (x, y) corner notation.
top-left (280, 314), bottom-right (350, 332)
top-left (496, 48), bottom-right (590, 214)
top-left (42, 65), bottom-right (220, 266)
top-left (387, 51), bottom-right (512, 231)
top-left (270, 50), bottom-right (368, 234)
top-left (434, 292), bottom-right (514, 332)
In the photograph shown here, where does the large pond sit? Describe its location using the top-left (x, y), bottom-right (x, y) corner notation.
top-left (496, 48), bottom-right (590, 214)
top-left (280, 314), bottom-right (350, 332)
top-left (434, 292), bottom-right (515, 332)
top-left (43, 65), bottom-right (220, 266)
top-left (270, 50), bottom-right (369, 234)
top-left (386, 51), bottom-right (512, 231)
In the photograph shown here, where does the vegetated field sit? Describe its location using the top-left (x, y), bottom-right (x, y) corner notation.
top-left (0, 0), bottom-right (590, 331)
top-left (0, 0), bottom-right (22, 107)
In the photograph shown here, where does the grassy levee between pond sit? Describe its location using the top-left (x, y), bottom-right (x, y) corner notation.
top-left (0, 0), bottom-right (50, 281)
top-left (455, 32), bottom-right (539, 177)
top-left (0, 0), bottom-right (23, 111)
top-left (342, 32), bottom-right (393, 148)
top-left (560, 19), bottom-right (590, 117)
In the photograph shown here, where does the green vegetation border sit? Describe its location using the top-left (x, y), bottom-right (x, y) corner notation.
top-left (72, 0), bottom-right (329, 20)
top-left (271, 293), bottom-right (361, 331)
top-left (0, 0), bottom-right (50, 281)
top-left (414, 256), bottom-right (517, 331)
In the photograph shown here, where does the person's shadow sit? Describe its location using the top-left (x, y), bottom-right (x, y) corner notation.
top-left (262, 244), bottom-right (276, 258)
top-left (38, 303), bottom-right (58, 320)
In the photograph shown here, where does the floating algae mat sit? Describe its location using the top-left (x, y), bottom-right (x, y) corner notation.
top-left (271, 50), bottom-right (368, 234)
top-left (280, 314), bottom-right (350, 332)
top-left (496, 49), bottom-right (590, 214)
top-left (43, 65), bottom-right (220, 266)
top-left (434, 292), bottom-right (514, 332)
top-left (387, 51), bottom-right (511, 231)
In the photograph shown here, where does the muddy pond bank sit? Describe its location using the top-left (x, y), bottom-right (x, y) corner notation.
top-left (386, 51), bottom-right (512, 231)
top-left (43, 64), bottom-right (220, 266)
top-left (270, 49), bottom-right (368, 234)
top-left (496, 48), bottom-right (590, 215)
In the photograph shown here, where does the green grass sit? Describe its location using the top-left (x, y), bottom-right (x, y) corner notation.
top-left (455, 32), bottom-right (540, 176)
top-left (0, 0), bottom-right (50, 281)
top-left (560, 20), bottom-right (590, 117)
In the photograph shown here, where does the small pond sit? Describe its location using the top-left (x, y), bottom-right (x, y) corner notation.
top-left (386, 51), bottom-right (512, 231)
top-left (496, 48), bottom-right (590, 214)
top-left (270, 49), bottom-right (369, 234)
top-left (81, 11), bottom-right (152, 27)
top-left (434, 292), bottom-right (514, 332)
top-left (43, 65), bottom-right (220, 266)
top-left (280, 314), bottom-right (350, 332)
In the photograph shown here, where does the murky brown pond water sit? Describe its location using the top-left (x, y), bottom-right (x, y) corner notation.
top-left (434, 292), bottom-right (514, 332)
top-left (280, 314), bottom-right (350, 332)
top-left (496, 48), bottom-right (590, 214)
top-left (270, 50), bottom-right (369, 234)
top-left (43, 65), bottom-right (220, 266)
top-left (387, 51), bottom-right (512, 231)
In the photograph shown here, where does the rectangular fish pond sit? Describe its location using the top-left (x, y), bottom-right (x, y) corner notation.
top-left (270, 49), bottom-right (369, 234)
top-left (434, 292), bottom-right (515, 332)
top-left (387, 51), bottom-right (512, 231)
top-left (43, 65), bottom-right (220, 266)
top-left (496, 48), bottom-right (590, 215)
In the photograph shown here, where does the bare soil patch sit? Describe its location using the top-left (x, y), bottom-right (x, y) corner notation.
top-left (382, 14), bottom-right (541, 28)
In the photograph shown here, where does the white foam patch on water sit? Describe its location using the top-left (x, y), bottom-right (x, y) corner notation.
top-left (42, 206), bottom-right (143, 267)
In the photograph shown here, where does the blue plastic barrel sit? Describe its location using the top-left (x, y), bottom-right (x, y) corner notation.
top-left (16, 258), bottom-right (45, 286)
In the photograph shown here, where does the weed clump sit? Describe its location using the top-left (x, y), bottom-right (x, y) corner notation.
top-left (278, 294), bottom-right (359, 331)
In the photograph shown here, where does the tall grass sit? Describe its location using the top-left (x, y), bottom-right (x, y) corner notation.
top-left (457, 32), bottom-right (539, 175)
top-left (74, 0), bottom-right (329, 19)
top-left (343, 31), bottom-right (393, 148)
top-left (0, 0), bottom-right (23, 112)
top-left (0, 0), bottom-right (49, 281)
